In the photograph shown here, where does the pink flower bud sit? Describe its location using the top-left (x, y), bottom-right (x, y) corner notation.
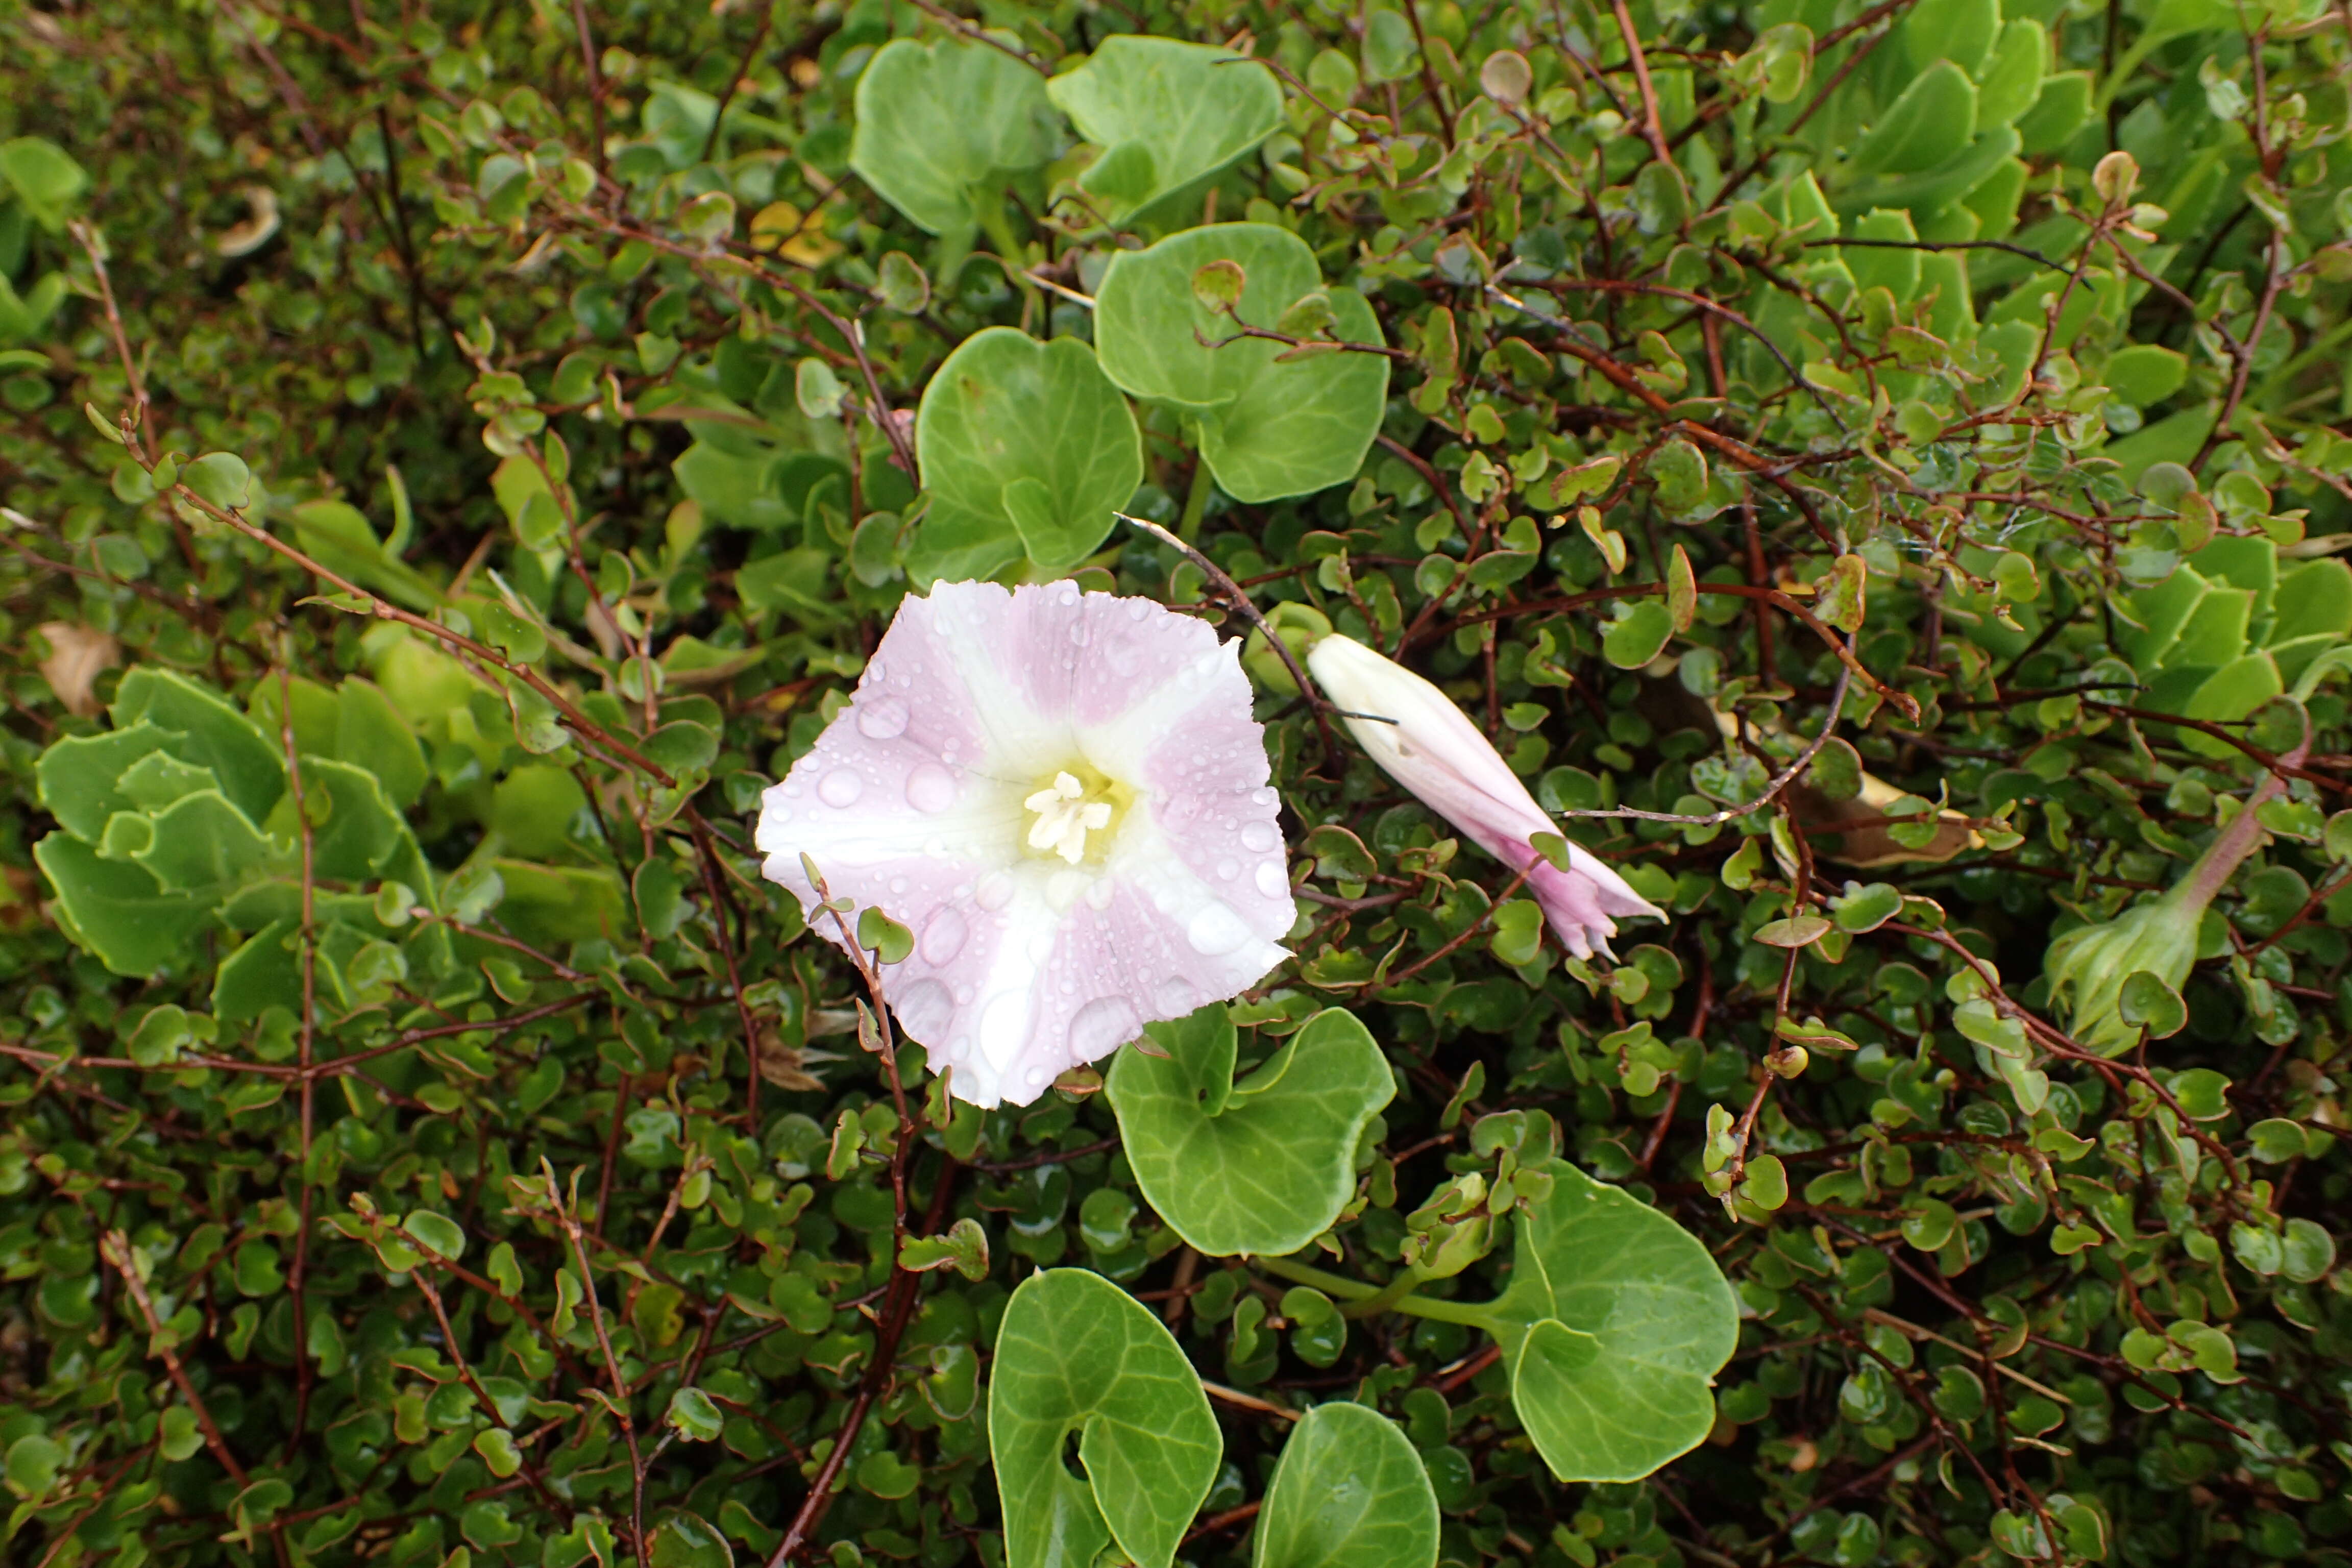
top-left (1305, 633), bottom-right (1663, 959)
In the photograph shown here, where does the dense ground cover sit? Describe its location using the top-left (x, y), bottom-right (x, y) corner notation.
top-left (3, 0), bottom-right (2351, 1564)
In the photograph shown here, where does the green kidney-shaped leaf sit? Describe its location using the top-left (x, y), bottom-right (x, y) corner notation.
top-left (988, 1268), bottom-right (1221, 1568)
top-left (1254, 1401), bottom-right (1439, 1568)
top-left (1047, 37), bottom-right (1283, 223)
top-left (1486, 1161), bottom-right (1740, 1481)
top-left (1094, 224), bottom-right (1390, 502)
top-left (849, 35), bottom-right (1061, 235)
top-left (1108, 1004), bottom-right (1394, 1258)
top-left (1602, 602), bottom-right (1676, 669)
top-left (914, 328), bottom-right (1143, 574)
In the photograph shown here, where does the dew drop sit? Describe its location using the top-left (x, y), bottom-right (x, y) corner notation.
top-left (905, 763), bottom-right (959, 813)
top-left (1157, 977), bottom-right (1198, 1015)
top-left (1185, 901), bottom-right (1252, 956)
top-left (1215, 858), bottom-right (1239, 881)
top-left (920, 908), bottom-right (968, 965)
top-left (975, 874), bottom-right (1015, 912)
top-left (1256, 862), bottom-right (1289, 900)
top-left (868, 658), bottom-right (887, 683)
top-left (1240, 821), bottom-right (1279, 852)
top-left (769, 807), bottom-right (792, 825)
top-left (856, 697), bottom-right (910, 740)
top-left (818, 768), bottom-right (864, 807)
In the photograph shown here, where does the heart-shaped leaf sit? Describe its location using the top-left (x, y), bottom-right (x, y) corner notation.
top-left (1094, 224), bottom-right (1390, 502)
top-left (1046, 37), bottom-right (1283, 223)
top-left (913, 327), bottom-right (1143, 576)
top-left (1107, 1004), bottom-right (1394, 1258)
top-left (1254, 1401), bottom-right (1439, 1568)
top-left (988, 1267), bottom-right (1221, 1568)
top-left (849, 35), bottom-right (1060, 236)
top-left (1483, 1161), bottom-right (1739, 1481)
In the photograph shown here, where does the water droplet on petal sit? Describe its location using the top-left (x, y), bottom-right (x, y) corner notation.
top-left (1069, 996), bottom-right (1141, 1061)
top-left (856, 698), bottom-right (910, 740)
top-left (1157, 978), bottom-right (1197, 1015)
top-left (920, 908), bottom-right (968, 965)
top-left (976, 874), bottom-right (1015, 911)
top-left (906, 763), bottom-right (959, 813)
top-left (1241, 821), bottom-right (1278, 852)
top-left (1256, 862), bottom-right (1289, 899)
top-left (1215, 859), bottom-right (1239, 880)
top-left (1186, 902), bottom-right (1252, 956)
top-left (818, 769), bottom-right (863, 807)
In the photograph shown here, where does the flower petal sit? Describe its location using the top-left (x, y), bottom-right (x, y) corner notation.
top-left (758, 580), bottom-right (1297, 1109)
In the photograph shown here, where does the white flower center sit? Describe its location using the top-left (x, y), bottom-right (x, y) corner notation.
top-left (1023, 771), bottom-right (1115, 865)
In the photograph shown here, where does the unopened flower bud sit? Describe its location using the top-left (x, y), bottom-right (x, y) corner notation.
top-left (1306, 633), bottom-right (1663, 959)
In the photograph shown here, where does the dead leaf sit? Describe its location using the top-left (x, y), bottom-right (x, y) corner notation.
top-left (755, 1027), bottom-right (827, 1092)
top-left (35, 622), bottom-right (119, 717)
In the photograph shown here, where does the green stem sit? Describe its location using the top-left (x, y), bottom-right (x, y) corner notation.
top-left (1177, 455), bottom-right (1215, 548)
top-left (1338, 1265), bottom-right (1430, 1320)
top-left (1254, 1255), bottom-right (1504, 1330)
top-left (1254, 1255), bottom-right (1375, 1301)
top-left (975, 190), bottom-right (1040, 315)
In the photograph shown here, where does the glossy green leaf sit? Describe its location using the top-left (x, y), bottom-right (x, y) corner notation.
top-left (1483, 1161), bottom-right (1741, 1481)
top-left (1047, 37), bottom-right (1282, 223)
top-left (111, 667), bottom-right (284, 827)
top-left (1974, 20), bottom-right (2047, 128)
top-left (35, 722), bottom-right (179, 842)
top-left (1108, 1004), bottom-right (1395, 1258)
top-left (35, 832), bottom-right (211, 975)
top-left (648, 1512), bottom-right (732, 1568)
top-left (1094, 224), bottom-right (1390, 502)
top-left (1852, 62), bottom-right (1977, 176)
top-left (1602, 602), bottom-right (1676, 669)
top-left (988, 1267), bottom-right (1221, 1568)
top-left (0, 136), bottom-right (88, 228)
top-left (914, 328), bottom-right (1143, 573)
top-left (849, 35), bottom-right (1060, 235)
top-left (1254, 1401), bottom-right (1439, 1568)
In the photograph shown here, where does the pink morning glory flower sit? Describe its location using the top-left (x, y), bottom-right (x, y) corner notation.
top-left (1306, 632), bottom-right (1663, 960)
top-left (755, 581), bottom-right (1296, 1108)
